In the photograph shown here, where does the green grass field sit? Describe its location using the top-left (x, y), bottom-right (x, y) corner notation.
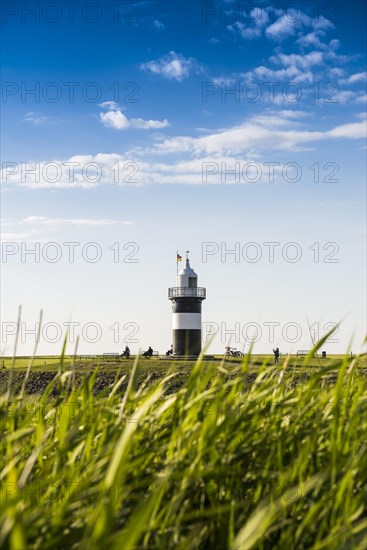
top-left (1, 342), bottom-right (366, 549)
top-left (1, 353), bottom-right (366, 372)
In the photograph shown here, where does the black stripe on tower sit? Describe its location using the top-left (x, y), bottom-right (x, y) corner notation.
top-left (172, 300), bottom-right (202, 314)
top-left (173, 329), bottom-right (202, 356)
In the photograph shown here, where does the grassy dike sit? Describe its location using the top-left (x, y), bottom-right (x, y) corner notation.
top-left (1, 343), bottom-right (366, 549)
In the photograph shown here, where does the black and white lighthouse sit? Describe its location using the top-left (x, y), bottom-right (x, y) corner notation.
top-left (168, 252), bottom-right (206, 356)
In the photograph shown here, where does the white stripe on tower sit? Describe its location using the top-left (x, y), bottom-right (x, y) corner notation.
top-left (172, 312), bottom-right (201, 330)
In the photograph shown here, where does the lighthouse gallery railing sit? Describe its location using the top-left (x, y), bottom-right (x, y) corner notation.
top-left (168, 287), bottom-right (206, 299)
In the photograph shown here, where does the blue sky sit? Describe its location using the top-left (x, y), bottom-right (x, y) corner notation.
top-left (1, 0), bottom-right (366, 355)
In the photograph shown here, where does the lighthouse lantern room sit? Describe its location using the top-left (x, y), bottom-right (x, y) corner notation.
top-left (168, 252), bottom-right (206, 356)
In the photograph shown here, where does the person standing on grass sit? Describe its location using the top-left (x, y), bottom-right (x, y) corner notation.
top-left (273, 347), bottom-right (280, 364)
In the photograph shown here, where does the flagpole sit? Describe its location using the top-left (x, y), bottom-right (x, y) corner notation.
top-left (176, 250), bottom-right (178, 280)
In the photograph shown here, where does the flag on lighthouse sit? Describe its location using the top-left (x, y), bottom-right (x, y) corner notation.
top-left (177, 253), bottom-right (182, 262)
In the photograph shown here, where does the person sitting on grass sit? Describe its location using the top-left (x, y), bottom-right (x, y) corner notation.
top-left (121, 346), bottom-right (130, 359)
top-left (142, 346), bottom-right (153, 358)
top-left (273, 347), bottom-right (280, 364)
top-left (166, 345), bottom-right (173, 356)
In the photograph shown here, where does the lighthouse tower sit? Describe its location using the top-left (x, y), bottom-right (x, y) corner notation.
top-left (168, 252), bottom-right (206, 356)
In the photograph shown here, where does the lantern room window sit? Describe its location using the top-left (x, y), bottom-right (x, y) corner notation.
top-left (188, 277), bottom-right (197, 287)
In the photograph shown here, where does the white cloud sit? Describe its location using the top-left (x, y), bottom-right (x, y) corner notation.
top-left (100, 110), bottom-right (130, 129)
top-left (266, 11), bottom-right (333, 41)
top-left (149, 115), bottom-right (366, 155)
top-left (312, 16), bottom-right (334, 32)
top-left (259, 109), bottom-right (310, 122)
top-left (153, 20), bottom-right (165, 30)
top-left (24, 112), bottom-right (53, 125)
top-left (241, 45), bottom-right (350, 86)
top-left (227, 8), bottom-right (270, 40)
top-left (266, 12), bottom-right (302, 40)
top-left (2, 217), bottom-right (133, 229)
top-left (328, 39), bottom-right (340, 51)
top-left (140, 51), bottom-right (202, 81)
top-left (247, 64), bottom-right (314, 84)
top-left (227, 7), bottom-right (334, 43)
top-left (297, 32), bottom-right (340, 54)
top-left (335, 90), bottom-right (367, 105)
top-left (250, 7), bottom-right (270, 28)
top-left (3, 112), bottom-right (366, 189)
top-left (326, 121), bottom-right (367, 139)
top-left (99, 108), bottom-right (169, 130)
top-left (98, 101), bottom-right (120, 111)
top-left (336, 90), bottom-right (359, 104)
top-left (354, 94), bottom-right (367, 105)
top-left (22, 217), bottom-right (133, 227)
top-left (297, 32), bottom-right (325, 49)
top-left (270, 51), bottom-right (325, 70)
top-left (228, 22), bottom-right (259, 39)
top-left (1, 232), bottom-right (33, 241)
top-left (218, 6), bottom-right (355, 92)
top-left (345, 72), bottom-right (367, 84)
top-left (130, 117), bottom-right (169, 129)
top-left (22, 216), bottom-right (50, 224)
top-left (329, 67), bottom-right (345, 78)
top-left (1, 153), bottom-right (135, 189)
